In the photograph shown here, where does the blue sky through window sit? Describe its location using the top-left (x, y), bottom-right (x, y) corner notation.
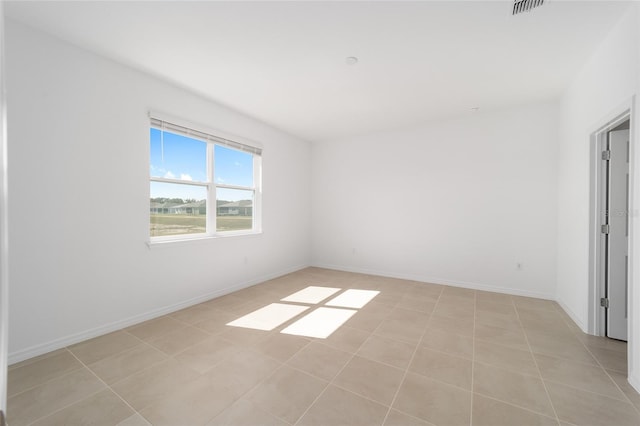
top-left (150, 128), bottom-right (254, 201)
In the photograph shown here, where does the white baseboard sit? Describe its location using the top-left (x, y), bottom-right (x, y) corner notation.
top-left (556, 297), bottom-right (587, 332)
top-left (312, 262), bottom-right (555, 300)
top-left (8, 264), bottom-right (308, 365)
top-left (629, 371), bottom-right (640, 395)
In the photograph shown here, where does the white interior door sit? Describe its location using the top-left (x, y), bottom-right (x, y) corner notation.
top-left (606, 128), bottom-right (630, 341)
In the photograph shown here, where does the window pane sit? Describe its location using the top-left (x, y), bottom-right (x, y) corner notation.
top-left (214, 145), bottom-right (253, 187)
top-left (150, 182), bottom-right (207, 237)
top-left (150, 128), bottom-right (207, 182)
top-left (217, 188), bottom-right (253, 232)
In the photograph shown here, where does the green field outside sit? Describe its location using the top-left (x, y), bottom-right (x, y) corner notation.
top-left (150, 214), bottom-right (252, 237)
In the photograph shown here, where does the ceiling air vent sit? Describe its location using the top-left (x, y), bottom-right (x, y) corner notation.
top-left (512, 0), bottom-right (545, 15)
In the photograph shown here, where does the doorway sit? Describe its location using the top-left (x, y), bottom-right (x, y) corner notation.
top-left (590, 112), bottom-right (632, 341)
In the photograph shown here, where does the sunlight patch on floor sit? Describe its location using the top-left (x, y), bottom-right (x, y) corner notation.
top-left (280, 307), bottom-right (357, 338)
top-left (326, 289), bottom-right (380, 309)
top-left (280, 286), bottom-right (342, 304)
top-left (226, 303), bottom-right (309, 331)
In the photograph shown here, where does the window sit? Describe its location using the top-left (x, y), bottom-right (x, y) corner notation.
top-left (149, 115), bottom-right (261, 240)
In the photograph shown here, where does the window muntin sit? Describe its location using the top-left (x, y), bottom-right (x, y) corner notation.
top-left (149, 117), bottom-right (261, 240)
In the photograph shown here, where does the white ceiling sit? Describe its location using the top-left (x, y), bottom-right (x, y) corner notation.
top-left (5, 1), bottom-right (631, 142)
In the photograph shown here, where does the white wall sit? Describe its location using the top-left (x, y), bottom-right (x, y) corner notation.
top-left (0, 0), bottom-right (8, 415)
top-left (557, 4), bottom-right (640, 390)
top-left (5, 21), bottom-right (311, 362)
top-left (311, 101), bottom-right (559, 298)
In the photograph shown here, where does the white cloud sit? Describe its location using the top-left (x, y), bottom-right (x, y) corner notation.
top-left (234, 161), bottom-right (241, 166)
top-left (164, 171), bottom-right (176, 179)
top-left (180, 173), bottom-right (193, 181)
top-left (216, 177), bottom-right (225, 183)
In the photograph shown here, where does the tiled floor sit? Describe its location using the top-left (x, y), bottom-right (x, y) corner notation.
top-left (7, 267), bottom-right (640, 425)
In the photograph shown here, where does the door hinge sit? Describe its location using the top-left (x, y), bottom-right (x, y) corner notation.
top-left (601, 297), bottom-right (610, 308)
top-left (602, 150), bottom-right (611, 161)
top-left (601, 224), bottom-right (610, 234)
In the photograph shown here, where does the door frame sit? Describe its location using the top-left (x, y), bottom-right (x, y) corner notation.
top-left (588, 106), bottom-right (632, 337)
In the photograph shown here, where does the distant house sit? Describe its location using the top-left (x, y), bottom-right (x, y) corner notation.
top-left (150, 200), bottom-right (206, 215)
top-left (170, 200), bottom-right (206, 215)
top-left (217, 200), bottom-right (252, 216)
top-left (150, 202), bottom-right (181, 214)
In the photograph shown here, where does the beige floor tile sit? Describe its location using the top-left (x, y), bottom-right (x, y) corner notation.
top-left (475, 291), bottom-right (513, 305)
top-left (111, 358), bottom-right (201, 411)
top-left (334, 355), bottom-right (405, 405)
top-left (68, 330), bottom-right (141, 364)
top-left (472, 394), bottom-right (558, 426)
top-left (192, 309), bottom-right (239, 334)
top-left (438, 293), bottom-right (476, 308)
top-left (475, 310), bottom-right (524, 332)
top-left (513, 296), bottom-right (558, 311)
top-left (8, 349), bottom-right (83, 397)
top-left (396, 296), bottom-right (437, 313)
top-left (246, 365), bottom-right (327, 424)
top-left (88, 343), bottom-right (167, 385)
top-left (146, 325), bottom-right (210, 355)
top-left (117, 414), bottom-right (152, 426)
top-left (587, 345), bottom-right (627, 372)
top-left (420, 328), bottom-right (474, 359)
top-left (203, 293), bottom-right (250, 311)
top-left (286, 341), bottom-right (352, 381)
top-left (473, 362), bottom-right (555, 417)
top-left (323, 325), bottom-right (371, 353)
top-left (375, 308), bottom-right (430, 342)
top-left (139, 373), bottom-right (238, 425)
top-left (442, 286), bottom-right (476, 299)
top-left (384, 409), bottom-right (435, 426)
top-left (207, 398), bottom-right (288, 426)
top-left (535, 353), bottom-right (625, 400)
top-left (169, 304), bottom-right (220, 324)
top-left (298, 385), bottom-right (389, 426)
top-left (357, 334), bottom-right (417, 369)
top-left (476, 300), bottom-right (517, 315)
top-left (126, 316), bottom-right (186, 341)
top-left (577, 334), bottom-right (627, 353)
top-left (474, 323), bottom-right (529, 351)
top-left (31, 389), bottom-right (134, 426)
top-left (433, 303), bottom-right (475, 320)
top-left (526, 331), bottom-right (598, 365)
top-left (7, 368), bottom-right (106, 426)
top-left (174, 335), bottom-right (244, 374)
top-left (141, 350), bottom-right (281, 425)
top-left (607, 369), bottom-right (640, 412)
top-left (8, 348), bottom-right (68, 371)
top-left (345, 303), bottom-right (393, 331)
top-left (251, 332), bottom-right (310, 362)
top-left (427, 314), bottom-right (474, 337)
top-left (376, 317), bottom-right (427, 343)
top-left (474, 340), bottom-right (539, 376)
top-left (546, 381), bottom-right (640, 426)
top-left (393, 372), bottom-right (471, 426)
top-left (409, 347), bottom-right (472, 390)
top-left (217, 326), bottom-right (272, 346)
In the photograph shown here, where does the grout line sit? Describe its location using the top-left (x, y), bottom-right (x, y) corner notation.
top-left (469, 290), bottom-right (477, 426)
top-left (513, 304), bottom-right (562, 425)
top-left (64, 350), bottom-right (143, 424)
top-left (292, 287), bottom-right (410, 425)
top-left (380, 285), bottom-right (446, 425)
top-left (25, 386), bottom-right (106, 426)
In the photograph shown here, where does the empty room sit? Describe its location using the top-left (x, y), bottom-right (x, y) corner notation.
top-left (1, 0), bottom-right (640, 425)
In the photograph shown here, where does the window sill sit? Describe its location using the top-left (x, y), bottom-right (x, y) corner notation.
top-left (146, 231), bottom-right (262, 249)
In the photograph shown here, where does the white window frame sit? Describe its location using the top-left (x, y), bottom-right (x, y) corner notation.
top-left (149, 112), bottom-right (262, 243)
